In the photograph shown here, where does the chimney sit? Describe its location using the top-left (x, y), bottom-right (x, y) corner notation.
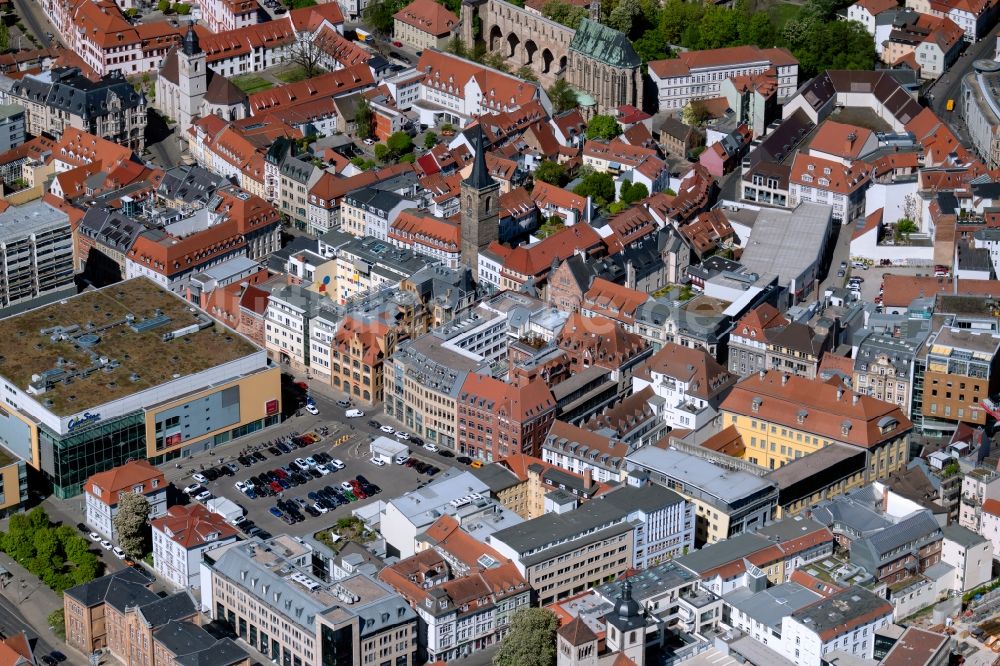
top-left (781, 374), bottom-right (789, 386)
top-left (852, 393), bottom-right (859, 406)
top-left (837, 388), bottom-right (844, 400)
top-left (584, 468), bottom-right (593, 490)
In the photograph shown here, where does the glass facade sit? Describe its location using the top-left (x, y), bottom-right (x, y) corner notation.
top-left (40, 412), bottom-right (147, 499)
top-left (321, 624), bottom-right (353, 666)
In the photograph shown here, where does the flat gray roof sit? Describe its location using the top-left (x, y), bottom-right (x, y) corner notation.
top-left (627, 445), bottom-right (775, 505)
top-left (0, 200), bottom-right (69, 244)
top-left (739, 202), bottom-right (832, 287)
top-left (489, 484), bottom-right (683, 557)
top-left (725, 581), bottom-right (823, 630)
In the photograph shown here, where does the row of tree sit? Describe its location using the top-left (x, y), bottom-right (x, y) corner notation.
top-left (0, 508), bottom-right (101, 594)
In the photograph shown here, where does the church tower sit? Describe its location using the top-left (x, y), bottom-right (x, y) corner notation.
top-left (460, 125), bottom-right (499, 278)
top-left (177, 21), bottom-right (206, 133)
top-left (603, 578), bottom-right (648, 666)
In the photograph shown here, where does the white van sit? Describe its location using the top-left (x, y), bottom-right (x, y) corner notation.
top-left (394, 452), bottom-right (410, 465)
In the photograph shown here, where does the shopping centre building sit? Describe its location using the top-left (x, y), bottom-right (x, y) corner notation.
top-left (0, 277), bottom-right (281, 497)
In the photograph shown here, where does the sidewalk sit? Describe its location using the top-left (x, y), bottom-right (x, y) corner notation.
top-left (0, 548), bottom-right (74, 662)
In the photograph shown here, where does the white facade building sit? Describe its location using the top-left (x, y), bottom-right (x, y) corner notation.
top-left (151, 504), bottom-right (239, 588)
top-left (84, 460), bottom-right (167, 543)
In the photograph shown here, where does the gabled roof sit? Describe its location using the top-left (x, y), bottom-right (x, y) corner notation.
top-left (151, 503), bottom-right (238, 550)
top-left (558, 616), bottom-right (598, 646)
top-left (393, 0), bottom-right (458, 36)
top-left (639, 342), bottom-right (735, 400)
top-left (568, 18), bottom-right (639, 68)
top-left (85, 460), bottom-right (165, 506)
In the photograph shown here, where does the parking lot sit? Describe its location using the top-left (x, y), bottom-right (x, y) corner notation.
top-left (177, 396), bottom-right (472, 540)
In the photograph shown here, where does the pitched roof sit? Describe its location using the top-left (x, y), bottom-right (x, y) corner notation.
top-left (649, 46), bottom-right (797, 79)
top-left (393, 0), bottom-right (458, 36)
top-left (491, 223), bottom-right (604, 278)
top-left (459, 373), bottom-right (556, 422)
top-left (854, 0), bottom-right (899, 14)
top-left (881, 273), bottom-right (1000, 306)
top-left (789, 151), bottom-right (870, 194)
top-left (582, 278), bottom-right (648, 326)
top-left (568, 18), bottom-right (639, 68)
top-left (809, 120), bottom-right (874, 160)
top-left (639, 342), bottom-right (736, 400)
top-left (558, 616), bottom-right (598, 646)
top-left (247, 64), bottom-right (373, 114)
top-left (85, 460), bottom-right (165, 506)
top-left (721, 370), bottom-right (912, 449)
top-left (150, 504), bottom-right (238, 549)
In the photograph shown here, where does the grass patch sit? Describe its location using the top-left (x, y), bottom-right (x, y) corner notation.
top-left (231, 74), bottom-right (273, 94)
top-left (767, 3), bottom-right (801, 29)
top-left (275, 65), bottom-right (311, 84)
top-left (315, 517), bottom-right (376, 554)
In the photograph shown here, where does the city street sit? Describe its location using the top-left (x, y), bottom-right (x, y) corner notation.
top-left (10, 0), bottom-right (58, 48)
top-left (928, 24), bottom-right (1000, 144)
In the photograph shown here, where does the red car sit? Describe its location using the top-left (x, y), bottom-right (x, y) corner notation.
top-left (392, 40), bottom-right (402, 47)
top-left (349, 479), bottom-right (367, 499)
top-left (274, 468), bottom-right (288, 480)
top-left (270, 481), bottom-right (283, 494)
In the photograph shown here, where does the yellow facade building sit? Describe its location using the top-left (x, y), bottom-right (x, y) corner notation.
top-left (721, 371), bottom-right (911, 482)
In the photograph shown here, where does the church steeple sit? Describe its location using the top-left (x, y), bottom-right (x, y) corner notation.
top-left (181, 21), bottom-right (201, 56)
top-left (460, 124), bottom-right (500, 278)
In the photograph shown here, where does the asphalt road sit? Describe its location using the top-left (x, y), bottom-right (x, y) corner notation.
top-left (929, 25), bottom-right (1000, 144)
top-left (11, 0), bottom-right (54, 47)
top-left (0, 595), bottom-right (56, 658)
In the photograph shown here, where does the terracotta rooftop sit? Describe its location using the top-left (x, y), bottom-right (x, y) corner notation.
top-left (150, 504), bottom-right (237, 549)
top-left (85, 460), bottom-right (165, 506)
top-left (394, 0), bottom-right (458, 36)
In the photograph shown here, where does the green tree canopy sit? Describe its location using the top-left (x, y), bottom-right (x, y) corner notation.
top-left (541, 0), bottom-right (588, 29)
top-left (620, 181), bottom-right (649, 204)
top-left (494, 608), bottom-right (559, 666)
top-left (423, 132), bottom-right (439, 149)
top-left (533, 160), bottom-right (567, 187)
top-left (113, 492), bottom-right (151, 558)
top-left (355, 97), bottom-right (373, 140)
top-left (373, 143), bottom-right (390, 161)
top-left (585, 115), bottom-right (622, 141)
top-left (386, 131), bottom-right (414, 155)
top-left (573, 171), bottom-right (615, 208)
top-left (547, 79), bottom-right (578, 114)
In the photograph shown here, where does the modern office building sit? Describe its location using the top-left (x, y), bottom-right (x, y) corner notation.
top-left (0, 278), bottom-right (280, 497)
top-left (0, 200), bottom-right (75, 311)
top-left (201, 535), bottom-right (418, 666)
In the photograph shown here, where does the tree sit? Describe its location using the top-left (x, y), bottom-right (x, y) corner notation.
top-left (633, 28), bottom-right (670, 63)
top-left (423, 132), bottom-right (438, 149)
top-left (363, 0), bottom-right (401, 36)
top-left (535, 216), bottom-right (565, 238)
top-left (174, 2), bottom-right (191, 14)
top-left (533, 160), bottom-right (567, 186)
top-left (493, 608), bottom-right (558, 666)
top-left (113, 492), bottom-right (151, 559)
top-left (573, 171), bottom-right (615, 208)
top-left (355, 97), bottom-right (373, 140)
top-left (48, 609), bottom-right (65, 641)
top-left (400, 153), bottom-right (416, 163)
top-left (516, 65), bottom-right (538, 82)
top-left (607, 0), bottom-right (641, 36)
top-left (373, 143), bottom-right (390, 161)
top-left (682, 100), bottom-right (710, 126)
top-left (620, 181), bottom-right (648, 204)
top-left (157, 0), bottom-right (169, 10)
top-left (446, 36), bottom-right (467, 58)
top-left (542, 0), bottom-right (588, 29)
top-left (585, 115), bottom-right (622, 140)
top-left (0, 24), bottom-right (8, 52)
top-left (547, 79), bottom-right (578, 114)
top-left (351, 156), bottom-right (377, 170)
top-left (288, 33), bottom-right (328, 79)
top-left (386, 130), bottom-right (413, 155)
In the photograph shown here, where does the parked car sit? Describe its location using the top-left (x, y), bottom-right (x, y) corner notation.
top-left (370, 457), bottom-right (386, 466)
top-left (269, 507), bottom-right (284, 519)
top-left (100, 540), bottom-right (113, 550)
top-left (363, 138), bottom-right (375, 146)
top-left (89, 532), bottom-right (101, 542)
top-left (192, 473), bottom-right (208, 484)
top-left (330, 459), bottom-right (346, 470)
top-left (392, 40), bottom-right (402, 46)
top-left (368, 420), bottom-right (381, 429)
top-left (305, 403), bottom-right (319, 415)
top-left (438, 450), bottom-right (455, 458)
top-left (225, 463), bottom-right (240, 473)
top-left (380, 425), bottom-right (395, 433)
top-left (470, 460), bottom-right (483, 469)
top-left (424, 442), bottom-right (438, 452)
top-left (235, 481), bottom-right (248, 493)
top-left (294, 458), bottom-right (310, 471)
top-left (113, 547), bottom-right (127, 560)
top-left (456, 456), bottom-right (472, 465)
top-left (195, 490), bottom-right (212, 501)
top-left (395, 432), bottom-right (410, 440)
top-left (305, 457), bottom-right (318, 467)
top-left (313, 502), bottom-right (328, 514)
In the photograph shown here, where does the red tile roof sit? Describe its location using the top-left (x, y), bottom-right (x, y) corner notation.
top-left (582, 278), bottom-right (648, 326)
top-left (649, 46), bottom-right (797, 79)
top-left (85, 460), bottom-right (165, 506)
top-left (721, 370), bottom-right (912, 449)
top-left (809, 120), bottom-right (874, 160)
top-left (394, 0), bottom-right (458, 36)
top-left (150, 504), bottom-right (237, 550)
top-left (639, 342), bottom-right (736, 400)
top-left (491, 223), bottom-right (604, 279)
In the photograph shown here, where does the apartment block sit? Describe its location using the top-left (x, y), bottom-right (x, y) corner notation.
top-left (648, 46), bottom-right (799, 111)
top-left (721, 371), bottom-right (912, 479)
top-left (84, 460), bottom-right (167, 543)
top-left (923, 326), bottom-right (1000, 428)
top-left (340, 187), bottom-right (417, 240)
top-left (626, 444), bottom-right (778, 546)
top-left (0, 200), bottom-right (74, 310)
top-left (201, 535), bottom-right (418, 666)
top-left (488, 484), bottom-right (694, 604)
top-left (151, 504), bottom-right (239, 589)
